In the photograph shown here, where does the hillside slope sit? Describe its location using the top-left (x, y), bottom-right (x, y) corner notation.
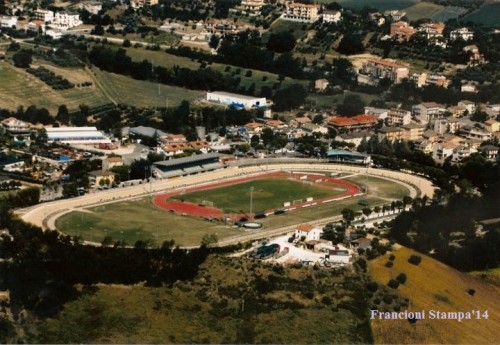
top-left (369, 246), bottom-right (500, 344)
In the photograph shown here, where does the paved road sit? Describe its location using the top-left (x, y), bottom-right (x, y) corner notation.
top-left (18, 162), bottom-right (436, 242)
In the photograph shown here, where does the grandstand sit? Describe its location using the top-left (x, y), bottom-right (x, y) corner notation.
top-left (326, 149), bottom-right (371, 165)
top-left (153, 153), bottom-right (224, 179)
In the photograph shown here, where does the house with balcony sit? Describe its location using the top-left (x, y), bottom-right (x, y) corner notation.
top-left (377, 127), bottom-right (405, 141)
top-left (322, 10), bottom-right (341, 23)
top-left (450, 27), bottom-right (474, 41)
top-left (402, 124), bottom-right (425, 141)
top-left (418, 22), bottom-right (445, 39)
top-left (387, 108), bottom-right (411, 126)
top-left (327, 114), bottom-right (379, 132)
top-left (390, 21), bottom-right (415, 41)
top-left (412, 102), bottom-right (447, 125)
top-left (358, 59), bottom-right (409, 84)
top-left (282, 2), bottom-right (321, 22)
top-left (1, 117), bottom-right (31, 136)
top-left (457, 126), bottom-right (491, 141)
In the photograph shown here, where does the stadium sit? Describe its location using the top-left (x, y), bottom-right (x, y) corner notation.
top-left (152, 170), bottom-right (362, 221)
top-left (19, 161), bottom-right (435, 246)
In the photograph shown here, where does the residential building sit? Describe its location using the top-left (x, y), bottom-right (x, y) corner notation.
top-left (369, 12), bottom-right (385, 26)
top-left (359, 59), bottom-right (409, 84)
top-left (412, 73), bottom-right (449, 88)
top-left (240, 0), bottom-right (265, 11)
top-left (484, 104), bottom-right (500, 117)
top-left (290, 116), bottom-right (312, 127)
top-left (1, 117), bottom-right (31, 136)
top-left (401, 124), bottom-right (425, 140)
top-left (322, 10), bottom-right (341, 23)
top-left (102, 156), bottom-right (123, 171)
top-left (412, 102), bottom-right (447, 125)
top-left (33, 9), bottom-right (54, 22)
top-left (461, 84), bottom-right (478, 93)
top-left (335, 131), bottom-right (371, 148)
top-left (327, 114), bottom-right (379, 132)
top-left (434, 142), bottom-right (457, 160)
top-left (457, 100), bottom-right (476, 114)
top-left (387, 108), bottom-right (411, 126)
top-left (484, 119), bottom-right (500, 133)
top-left (0, 15), bottom-right (17, 28)
top-left (52, 12), bottom-right (82, 30)
top-left (418, 22), bottom-right (445, 39)
top-left (301, 123), bottom-right (328, 135)
top-left (481, 145), bottom-right (499, 160)
top-left (295, 223), bottom-right (323, 241)
top-left (450, 27), bottom-right (474, 41)
top-left (452, 145), bottom-right (477, 162)
top-left (457, 125), bottom-right (492, 141)
top-left (377, 127), bottom-right (405, 141)
top-left (390, 21), bottom-right (415, 41)
top-left (162, 133), bottom-right (186, 143)
top-left (89, 170), bottom-right (115, 187)
top-left (206, 91), bottom-right (266, 109)
top-left (283, 2), bottom-right (320, 22)
top-left (315, 78), bottom-right (329, 91)
top-left (463, 45), bottom-right (481, 63)
top-left (79, 2), bottom-right (103, 15)
top-left (364, 106), bottom-right (389, 121)
top-left (130, 0), bottom-right (159, 9)
top-left (384, 10), bottom-right (406, 21)
top-left (244, 121), bottom-right (265, 134)
top-left (414, 139), bottom-right (433, 153)
top-left (449, 105), bottom-right (466, 117)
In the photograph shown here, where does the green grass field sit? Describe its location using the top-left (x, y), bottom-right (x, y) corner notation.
top-left (55, 172), bottom-right (409, 245)
top-left (316, 0), bottom-right (418, 11)
top-left (343, 175), bottom-right (410, 199)
top-left (170, 178), bottom-right (345, 213)
top-left (0, 62), bottom-right (109, 113)
top-left (464, 2), bottom-right (500, 26)
top-left (404, 2), bottom-right (445, 21)
top-left (92, 68), bottom-right (204, 108)
top-left (369, 246), bottom-right (500, 344)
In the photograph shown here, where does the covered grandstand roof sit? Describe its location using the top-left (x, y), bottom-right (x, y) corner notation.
top-left (154, 153), bottom-right (222, 169)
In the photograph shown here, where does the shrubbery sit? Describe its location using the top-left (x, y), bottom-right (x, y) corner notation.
top-left (387, 279), bottom-right (400, 289)
top-left (408, 255), bottom-right (422, 266)
top-left (26, 67), bottom-right (75, 90)
top-left (396, 273), bottom-right (407, 284)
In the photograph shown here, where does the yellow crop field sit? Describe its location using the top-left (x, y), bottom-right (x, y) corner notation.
top-left (368, 246), bottom-right (500, 344)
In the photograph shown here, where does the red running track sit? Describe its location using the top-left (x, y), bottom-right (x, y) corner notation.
top-left (153, 171), bottom-right (361, 219)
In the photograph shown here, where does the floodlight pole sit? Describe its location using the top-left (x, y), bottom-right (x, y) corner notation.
top-left (249, 186), bottom-right (254, 217)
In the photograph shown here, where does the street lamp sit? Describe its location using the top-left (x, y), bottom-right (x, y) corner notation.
top-left (120, 231), bottom-right (124, 243)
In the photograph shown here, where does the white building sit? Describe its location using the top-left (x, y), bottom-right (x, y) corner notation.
top-left (295, 223), bottom-right (323, 241)
top-left (46, 127), bottom-right (111, 145)
top-left (412, 102), bottom-right (447, 125)
top-left (33, 9), bottom-right (54, 22)
top-left (322, 10), bottom-right (341, 23)
top-left (282, 2), bottom-right (320, 22)
top-left (0, 15), bottom-right (17, 28)
top-left (450, 27), bottom-right (474, 41)
top-left (206, 91), bottom-right (266, 109)
top-left (131, 0), bottom-right (159, 9)
top-left (52, 12), bottom-right (82, 30)
top-left (387, 108), bottom-right (411, 126)
top-left (1, 117), bottom-right (31, 136)
top-left (79, 2), bottom-right (103, 15)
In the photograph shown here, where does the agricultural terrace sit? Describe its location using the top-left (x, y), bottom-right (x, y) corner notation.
top-left (53, 169), bottom-right (414, 246)
top-left (154, 171), bottom-right (360, 218)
